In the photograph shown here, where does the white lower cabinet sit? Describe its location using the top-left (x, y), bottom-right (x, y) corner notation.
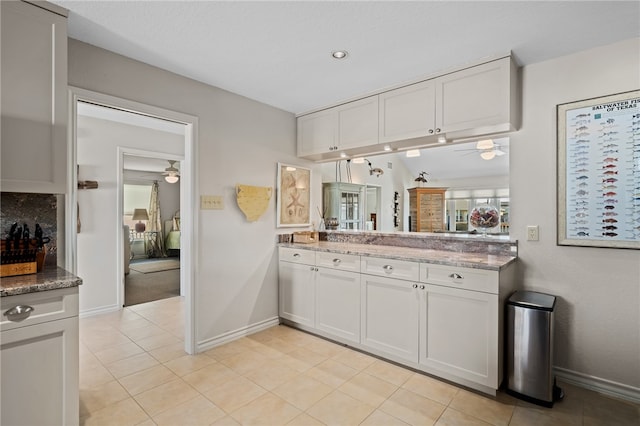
top-left (360, 274), bottom-right (419, 363)
top-left (279, 248), bottom-right (514, 395)
top-left (279, 260), bottom-right (316, 328)
top-left (316, 267), bottom-right (360, 343)
top-left (1, 287), bottom-right (79, 426)
top-left (279, 247), bottom-right (361, 344)
top-left (419, 284), bottom-right (498, 388)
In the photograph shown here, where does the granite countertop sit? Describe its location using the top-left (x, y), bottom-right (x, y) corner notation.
top-left (280, 241), bottom-right (517, 271)
top-left (1, 267), bottom-right (82, 297)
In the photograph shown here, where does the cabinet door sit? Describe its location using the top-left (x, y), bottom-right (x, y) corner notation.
top-left (1, 316), bottom-right (79, 426)
top-left (279, 261), bottom-right (316, 327)
top-left (316, 268), bottom-right (360, 343)
top-left (336, 95), bottom-right (379, 150)
top-left (1, 1), bottom-right (68, 194)
top-left (419, 284), bottom-right (498, 388)
top-left (435, 58), bottom-right (511, 134)
top-left (379, 80), bottom-right (436, 143)
top-left (361, 274), bottom-right (419, 363)
top-left (297, 109), bottom-right (336, 157)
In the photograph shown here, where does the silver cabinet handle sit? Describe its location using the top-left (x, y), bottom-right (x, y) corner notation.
top-left (333, 258), bottom-right (341, 264)
top-left (428, 129), bottom-right (434, 134)
top-left (435, 128), bottom-right (441, 133)
top-left (420, 285), bottom-right (425, 290)
top-left (4, 305), bottom-right (34, 318)
top-left (448, 273), bottom-right (463, 280)
top-left (383, 265), bottom-right (393, 272)
top-left (293, 253), bottom-right (300, 257)
top-left (310, 266), bottom-right (315, 271)
top-left (412, 284), bottom-right (418, 289)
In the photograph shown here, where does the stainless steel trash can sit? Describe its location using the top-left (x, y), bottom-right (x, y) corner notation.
top-left (507, 291), bottom-right (562, 407)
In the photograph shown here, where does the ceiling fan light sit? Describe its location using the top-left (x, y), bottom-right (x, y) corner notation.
top-left (480, 150), bottom-right (496, 160)
top-left (406, 149), bottom-right (421, 158)
top-left (165, 174), bottom-right (179, 183)
top-left (476, 139), bottom-right (494, 150)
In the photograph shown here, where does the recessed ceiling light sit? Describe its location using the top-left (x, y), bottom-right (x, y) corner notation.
top-left (332, 50), bottom-right (348, 59)
top-left (383, 145), bottom-right (392, 151)
top-left (437, 136), bottom-right (447, 144)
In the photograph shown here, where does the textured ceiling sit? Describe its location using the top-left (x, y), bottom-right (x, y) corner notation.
top-left (53, 1), bottom-right (640, 114)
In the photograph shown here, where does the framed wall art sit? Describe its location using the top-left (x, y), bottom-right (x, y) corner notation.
top-left (277, 163), bottom-right (311, 227)
top-left (557, 89), bottom-right (639, 249)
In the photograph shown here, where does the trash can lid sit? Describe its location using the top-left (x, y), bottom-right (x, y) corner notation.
top-left (508, 291), bottom-right (556, 311)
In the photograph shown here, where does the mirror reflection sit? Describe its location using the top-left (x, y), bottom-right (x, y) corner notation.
top-left (319, 138), bottom-right (510, 235)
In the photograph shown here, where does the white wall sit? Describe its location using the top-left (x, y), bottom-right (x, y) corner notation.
top-left (511, 38), bottom-right (640, 390)
top-left (69, 39), bottom-right (321, 343)
top-left (76, 115), bottom-right (184, 313)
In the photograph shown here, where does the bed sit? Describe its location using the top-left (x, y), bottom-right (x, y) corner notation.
top-left (164, 212), bottom-right (180, 253)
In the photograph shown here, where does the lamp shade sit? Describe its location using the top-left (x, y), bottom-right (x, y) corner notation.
top-left (132, 209), bottom-right (149, 221)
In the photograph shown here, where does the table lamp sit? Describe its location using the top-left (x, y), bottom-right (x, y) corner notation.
top-left (132, 208), bottom-right (149, 232)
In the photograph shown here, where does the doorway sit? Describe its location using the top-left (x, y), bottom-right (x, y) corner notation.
top-left (68, 87), bottom-right (198, 354)
top-left (123, 154), bottom-right (182, 306)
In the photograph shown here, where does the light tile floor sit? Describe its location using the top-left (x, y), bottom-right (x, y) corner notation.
top-left (80, 297), bottom-right (640, 425)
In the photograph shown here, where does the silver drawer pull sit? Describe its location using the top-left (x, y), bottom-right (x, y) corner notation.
top-left (333, 258), bottom-right (341, 264)
top-left (293, 253), bottom-right (300, 257)
top-left (412, 284), bottom-right (418, 289)
top-left (448, 273), bottom-right (463, 280)
top-left (4, 305), bottom-right (34, 318)
top-left (420, 285), bottom-right (425, 290)
top-left (383, 265), bottom-right (394, 272)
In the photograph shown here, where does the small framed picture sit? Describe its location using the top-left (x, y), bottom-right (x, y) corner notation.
top-left (276, 163), bottom-right (311, 227)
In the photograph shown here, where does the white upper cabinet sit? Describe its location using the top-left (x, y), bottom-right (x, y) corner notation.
top-left (336, 96), bottom-right (379, 150)
top-left (379, 80), bottom-right (436, 144)
top-left (297, 109), bottom-right (336, 158)
top-left (435, 57), bottom-right (517, 137)
top-left (298, 56), bottom-right (519, 161)
top-left (297, 96), bottom-right (379, 161)
top-left (1, 1), bottom-right (68, 194)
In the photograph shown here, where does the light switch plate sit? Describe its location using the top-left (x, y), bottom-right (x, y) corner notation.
top-left (527, 225), bottom-right (539, 241)
top-left (201, 195), bottom-right (224, 210)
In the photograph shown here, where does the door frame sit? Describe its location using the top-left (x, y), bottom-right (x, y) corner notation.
top-left (66, 87), bottom-right (199, 354)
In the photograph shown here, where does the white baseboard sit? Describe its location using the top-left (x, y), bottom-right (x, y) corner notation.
top-left (79, 304), bottom-right (121, 318)
top-left (197, 316), bottom-right (280, 352)
top-left (554, 366), bottom-right (640, 404)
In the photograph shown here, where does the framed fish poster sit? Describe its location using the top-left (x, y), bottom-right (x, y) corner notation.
top-left (557, 90), bottom-right (640, 249)
top-left (276, 163), bottom-right (311, 227)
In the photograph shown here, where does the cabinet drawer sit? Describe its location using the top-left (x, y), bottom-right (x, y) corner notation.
top-left (361, 257), bottom-right (420, 281)
top-left (316, 252), bottom-right (360, 272)
top-left (420, 263), bottom-right (498, 294)
top-left (1, 287), bottom-right (79, 332)
top-left (279, 247), bottom-right (316, 265)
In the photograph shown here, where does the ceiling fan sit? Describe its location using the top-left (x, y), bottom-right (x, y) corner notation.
top-left (456, 139), bottom-right (507, 160)
top-left (163, 160), bottom-right (180, 183)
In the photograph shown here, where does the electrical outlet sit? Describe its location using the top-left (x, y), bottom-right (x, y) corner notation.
top-left (201, 195), bottom-right (224, 210)
top-left (527, 225), bottom-right (539, 241)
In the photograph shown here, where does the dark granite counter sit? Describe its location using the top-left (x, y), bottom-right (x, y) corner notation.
top-left (1, 267), bottom-right (82, 297)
